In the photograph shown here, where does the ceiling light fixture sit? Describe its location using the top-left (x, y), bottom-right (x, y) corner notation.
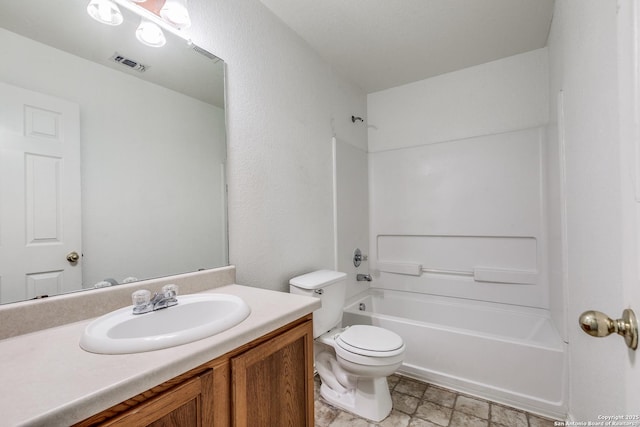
top-left (135, 19), bottom-right (167, 47)
top-left (160, 0), bottom-right (192, 29)
top-left (86, 0), bottom-right (123, 26)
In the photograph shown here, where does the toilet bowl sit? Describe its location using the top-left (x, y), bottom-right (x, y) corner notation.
top-left (289, 270), bottom-right (406, 422)
top-left (315, 324), bottom-right (405, 421)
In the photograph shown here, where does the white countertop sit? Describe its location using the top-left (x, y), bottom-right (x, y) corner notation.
top-left (0, 284), bottom-right (320, 427)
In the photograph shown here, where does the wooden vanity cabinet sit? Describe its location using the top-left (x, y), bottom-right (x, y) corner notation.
top-left (74, 315), bottom-right (314, 427)
top-left (98, 369), bottom-right (214, 427)
top-left (231, 319), bottom-right (314, 427)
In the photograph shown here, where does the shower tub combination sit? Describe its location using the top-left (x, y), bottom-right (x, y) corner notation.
top-left (342, 288), bottom-right (566, 418)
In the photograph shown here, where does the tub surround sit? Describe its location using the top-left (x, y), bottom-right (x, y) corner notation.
top-left (367, 49), bottom-right (551, 312)
top-left (0, 271), bottom-right (320, 426)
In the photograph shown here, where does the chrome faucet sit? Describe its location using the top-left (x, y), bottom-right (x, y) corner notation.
top-left (356, 274), bottom-right (372, 282)
top-left (132, 284), bottom-right (179, 315)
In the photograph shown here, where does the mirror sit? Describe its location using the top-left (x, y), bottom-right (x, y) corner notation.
top-left (0, 0), bottom-right (227, 304)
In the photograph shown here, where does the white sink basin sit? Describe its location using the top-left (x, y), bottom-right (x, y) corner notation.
top-left (80, 294), bottom-right (251, 354)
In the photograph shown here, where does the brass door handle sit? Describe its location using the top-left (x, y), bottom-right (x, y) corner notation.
top-left (579, 309), bottom-right (638, 350)
top-left (66, 251), bottom-right (80, 263)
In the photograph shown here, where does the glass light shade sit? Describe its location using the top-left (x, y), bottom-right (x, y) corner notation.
top-left (136, 19), bottom-right (167, 47)
top-left (86, 0), bottom-right (123, 26)
top-left (160, 0), bottom-right (192, 29)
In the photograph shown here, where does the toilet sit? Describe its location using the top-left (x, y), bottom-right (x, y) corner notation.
top-left (289, 270), bottom-right (405, 422)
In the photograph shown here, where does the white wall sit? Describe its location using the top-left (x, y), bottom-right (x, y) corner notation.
top-left (333, 138), bottom-right (370, 300)
top-left (547, 0), bottom-right (635, 419)
top-left (188, 0), bottom-right (368, 291)
top-left (367, 49), bottom-right (551, 308)
top-left (0, 28), bottom-right (226, 287)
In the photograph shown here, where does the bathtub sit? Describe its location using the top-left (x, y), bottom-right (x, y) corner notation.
top-left (342, 289), bottom-right (566, 418)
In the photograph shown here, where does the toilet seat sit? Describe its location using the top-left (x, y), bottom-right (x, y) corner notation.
top-left (336, 325), bottom-right (405, 357)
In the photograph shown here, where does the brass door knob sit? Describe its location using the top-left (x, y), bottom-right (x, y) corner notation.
top-left (579, 309), bottom-right (638, 350)
top-left (66, 251), bottom-right (80, 263)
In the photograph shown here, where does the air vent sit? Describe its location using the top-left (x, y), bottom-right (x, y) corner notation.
top-left (188, 42), bottom-right (221, 62)
top-left (110, 53), bottom-right (148, 72)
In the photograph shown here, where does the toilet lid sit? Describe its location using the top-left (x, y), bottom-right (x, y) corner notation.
top-left (336, 325), bottom-right (404, 357)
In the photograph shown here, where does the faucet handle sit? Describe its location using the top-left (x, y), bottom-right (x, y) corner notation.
top-left (161, 284), bottom-right (179, 298)
top-left (132, 289), bottom-right (151, 311)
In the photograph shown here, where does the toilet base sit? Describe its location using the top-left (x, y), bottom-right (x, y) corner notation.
top-left (320, 376), bottom-right (392, 422)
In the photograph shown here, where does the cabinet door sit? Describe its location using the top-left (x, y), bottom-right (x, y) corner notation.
top-left (231, 320), bottom-right (314, 427)
top-left (99, 369), bottom-right (213, 427)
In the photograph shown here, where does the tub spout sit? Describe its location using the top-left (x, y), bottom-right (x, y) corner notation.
top-left (356, 274), bottom-right (372, 282)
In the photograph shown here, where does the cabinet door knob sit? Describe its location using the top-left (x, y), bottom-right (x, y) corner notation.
top-left (579, 308), bottom-right (638, 350)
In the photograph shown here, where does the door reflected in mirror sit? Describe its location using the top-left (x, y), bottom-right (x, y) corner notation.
top-left (0, 1), bottom-right (227, 304)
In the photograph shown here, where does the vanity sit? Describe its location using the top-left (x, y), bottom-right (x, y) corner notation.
top-left (75, 308), bottom-right (313, 427)
top-left (0, 268), bottom-right (320, 427)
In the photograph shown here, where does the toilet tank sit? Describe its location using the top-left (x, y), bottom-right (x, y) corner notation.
top-left (289, 270), bottom-right (347, 338)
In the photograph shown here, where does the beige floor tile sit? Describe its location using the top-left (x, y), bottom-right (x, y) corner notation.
top-left (529, 414), bottom-right (558, 427)
top-left (455, 395), bottom-right (490, 419)
top-left (376, 410), bottom-right (412, 427)
top-left (415, 401), bottom-right (452, 426)
top-left (423, 386), bottom-right (457, 408)
top-left (315, 398), bottom-right (340, 426)
top-left (408, 418), bottom-right (443, 427)
top-left (328, 410), bottom-right (373, 427)
top-left (395, 378), bottom-right (428, 399)
top-left (490, 404), bottom-right (528, 427)
top-left (392, 390), bottom-right (421, 414)
top-left (388, 374), bottom-right (401, 389)
top-left (449, 410), bottom-right (489, 427)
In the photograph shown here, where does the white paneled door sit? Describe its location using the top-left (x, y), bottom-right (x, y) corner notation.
top-left (619, 0), bottom-right (640, 411)
top-left (0, 82), bottom-right (82, 304)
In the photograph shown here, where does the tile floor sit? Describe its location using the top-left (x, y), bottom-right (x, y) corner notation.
top-left (314, 374), bottom-right (559, 427)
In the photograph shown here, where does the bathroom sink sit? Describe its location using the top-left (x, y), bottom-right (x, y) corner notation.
top-left (80, 294), bottom-right (251, 354)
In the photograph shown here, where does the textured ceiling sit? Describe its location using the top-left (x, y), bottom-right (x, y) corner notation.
top-left (259, 0), bottom-right (555, 93)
